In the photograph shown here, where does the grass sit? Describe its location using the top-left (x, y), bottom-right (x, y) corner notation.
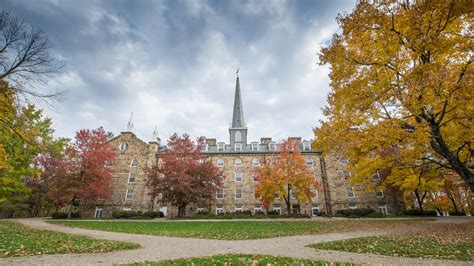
top-left (309, 222), bottom-right (474, 261)
top-left (126, 254), bottom-right (357, 265)
top-left (0, 220), bottom-right (139, 258)
top-left (51, 219), bottom-right (427, 240)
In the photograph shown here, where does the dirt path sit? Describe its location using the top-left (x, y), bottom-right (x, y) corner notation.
top-left (0, 218), bottom-right (472, 265)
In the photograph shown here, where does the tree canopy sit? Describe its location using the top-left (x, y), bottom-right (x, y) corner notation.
top-left (315, 0), bottom-right (474, 192)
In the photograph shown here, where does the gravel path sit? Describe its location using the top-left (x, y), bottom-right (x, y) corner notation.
top-left (0, 217), bottom-right (472, 265)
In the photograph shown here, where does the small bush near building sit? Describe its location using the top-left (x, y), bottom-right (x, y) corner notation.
top-left (367, 211), bottom-right (385, 218)
top-left (448, 210), bottom-right (466, 216)
top-left (51, 212), bottom-right (80, 219)
top-left (335, 208), bottom-right (376, 218)
top-left (112, 210), bottom-right (164, 219)
top-left (188, 212), bottom-right (310, 219)
top-left (402, 209), bottom-right (437, 216)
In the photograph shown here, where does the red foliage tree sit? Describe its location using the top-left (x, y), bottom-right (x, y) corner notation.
top-left (49, 127), bottom-right (115, 217)
top-left (145, 133), bottom-right (222, 217)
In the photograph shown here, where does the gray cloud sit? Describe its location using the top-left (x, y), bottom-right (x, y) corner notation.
top-left (3, 0), bottom-right (356, 143)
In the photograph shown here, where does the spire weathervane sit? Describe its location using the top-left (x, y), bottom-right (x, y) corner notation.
top-left (236, 68), bottom-right (239, 77)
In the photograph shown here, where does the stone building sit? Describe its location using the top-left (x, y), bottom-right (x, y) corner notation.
top-left (85, 75), bottom-right (404, 218)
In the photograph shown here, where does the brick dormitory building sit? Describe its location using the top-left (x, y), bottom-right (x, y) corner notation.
top-left (82, 75), bottom-right (405, 218)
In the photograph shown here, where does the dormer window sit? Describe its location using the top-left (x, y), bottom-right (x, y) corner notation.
top-left (269, 142), bottom-right (277, 151)
top-left (217, 142), bottom-right (225, 152)
top-left (234, 158), bottom-right (243, 166)
top-left (251, 142), bottom-right (259, 151)
top-left (303, 141), bottom-right (311, 151)
top-left (235, 143), bottom-right (242, 151)
top-left (130, 159), bottom-right (138, 167)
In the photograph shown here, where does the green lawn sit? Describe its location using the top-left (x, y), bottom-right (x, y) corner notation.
top-left (51, 219), bottom-right (426, 240)
top-left (127, 254), bottom-right (356, 265)
top-left (0, 220), bottom-right (139, 258)
top-left (309, 222), bottom-right (474, 261)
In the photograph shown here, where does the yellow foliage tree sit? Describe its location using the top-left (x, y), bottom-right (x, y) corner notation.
top-left (315, 1), bottom-right (474, 193)
top-left (255, 139), bottom-right (317, 214)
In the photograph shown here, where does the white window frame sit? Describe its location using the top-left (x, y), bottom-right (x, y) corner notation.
top-left (94, 207), bottom-right (103, 219)
top-left (343, 171), bottom-right (352, 179)
top-left (235, 188), bottom-right (243, 199)
top-left (346, 187), bottom-right (355, 198)
top-left (119, 142), bottom-right (128, 152)
top-left (253, 173), bottom-right (258, 182)
top-left (216, 205), bottom-right (224, 214)
top-left (234, 172), bottom-right (243, 182)
top-left (348, 203), bottom-right (357, 209)
top-left (130, 159), bottom-right (138, 167)
top-left (376, 190), bottom-right (384, 198)
top-left (251, 142), bottom-right (259, 151)
top-left (269, 142), bottom-right (277, 151)
top-left (372, 171), bottom-right (381, 181)
top-left (378, 205), bottom-right (388, 215)
top-left (311, 205), bottom-right (320, 216)
top-left (216, 159), bottom-right (225, 167)
top-left (254, 205), bottom-right (263, 214)
top-left (313, 172), bottom-right (318, 180)
top-left (303, 142), bottom-right (311, 151)
top-left (217, 143), bottom-right (225, 152)
top-left (123, 207), bottom-right (132, 211)
top-left (311, 188), bottom-right (318, 199)
top-left (216, 189), bottom-right (224, 199)
top-left (125, 189), bottom-right (134, 200)
top-left (234, 205), bottom-right (243, 213)
top-left (234, 143), bottom-right (242, 151)
top-left (273, 206), bottom-right (281, 215)
top-left (306, 156), bottom-right (314, 166)
top-left (128, 173), bottom-right (136, 183)
top-left (252, 158), bottom-right (260, 167)
top-left (197, 207), bottom-right (206, 213)
top-left (234, 158), bottom-right (243, 166)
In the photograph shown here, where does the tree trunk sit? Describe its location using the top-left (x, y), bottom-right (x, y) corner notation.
top-left (285, 184), bottom-right (292, 215)
top-left (425, 115), bottom-right (474, 192)
top-left (178, 204), bottom-right (187, 217)
top-left (150, 196), bottom-right (155, 211)
top-left (414, 190), bottom-right (427, 212)
top-left (447, 192), bottom-right (459, 213)
top-left (67, 196), bottom-right (75, 219)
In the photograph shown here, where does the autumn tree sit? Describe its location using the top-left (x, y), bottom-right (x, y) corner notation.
top-left (255, 139), bottom-right (317, 215)
top-left (315, 1), bottom-right (474, 192)
top-left (145, 134), bottom-right (222, 217)
top-left (48, 127), bottom-right (114, 218)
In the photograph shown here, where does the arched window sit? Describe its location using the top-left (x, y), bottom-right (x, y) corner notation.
top-left (119, 142), bottom-right (128, 152)
top-left (234, 158), bottom-right (243, 166)
top-left (130, 159), bottom-right (138, 167)
top-left (235, 131), bottom-right (242, 142)
top-left (217, 159), bottom-right (225, 167)
top-left (252, 158), bottom-right (260, 167)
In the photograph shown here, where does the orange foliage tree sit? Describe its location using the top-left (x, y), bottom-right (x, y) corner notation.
top-left (255, 139), bottom-right (317, 214)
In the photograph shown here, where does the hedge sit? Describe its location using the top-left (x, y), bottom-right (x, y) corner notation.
top-left (51, 212), bottom-right (80, 219)
top-left (111, 210), bottom-right (164, 219)
top-left (189, 212), bottom-right (311, 219)
top-left (402, 209), bottom-right (437, 216)
top-left (335, 208), bottom-right (376, 218)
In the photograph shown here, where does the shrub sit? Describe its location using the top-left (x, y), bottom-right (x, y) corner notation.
top-left (402, 209), bottom-right (437, 216)
top-left (449, 210), bottom-right (465, 216)
top-left (51, 212), bottom-right (80, 219)
top-left (267, 210), bottom-right (280, 216)
top-left (335, 208), bottom-right (376, 218)
top-left (112, 210), bottom-right (164, 219)
top-left (367, 211), bottom-right (385, 218)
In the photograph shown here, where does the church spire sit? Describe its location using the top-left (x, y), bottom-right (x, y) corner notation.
top-left (231, 70), bottom-right (245, 128)
top-left (125, 112), bottom-right (134, 132)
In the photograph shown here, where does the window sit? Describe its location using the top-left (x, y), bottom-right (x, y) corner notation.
top-left (217, 142), bottom-right (225, 151)
top-left (216, 205), bottom-right (224, 214)
top-left (130, 159), bottom-right (138, 167)
top-left (378, 205), bottom-right (388, 215)
top-left (303, 141), bottom-right (311, 151)
top-left (197, 207), bottom-right (206, 213)
top-left (269, 142), bottom-right (277, 151)
top-left (204, 144), bottom-right (209, 152)
top-left (341, 159), bottom-right (349, 165)
top-left (376, 190), bottom-right (384, 197)
top-left (311, 188), bottom-right (318, 199)
top-left (348, 203), bottom-right (357, 209)
top-left (235, 131), bottom-right (242, 142)
top-left (343, 171), bottom-right (351, 179)
top-left (253, 173), bottom-right (258, 182)
top-left (234, 143), bottom-right (242, 151)
top-left (216, 189), bottom-right (224, 199)
top-left (290, 190), bottom-right (296, 199)
top-left (252, 158), bottom-right (260, 167)
top-left (254, 205), bottom-right (263, 214)
top-left (235, 205), bottom-right (243, 213)
top-left (346, 187), bottom-right (355, 198)
top-left (274, 192), bottom-right (280, 198)
top-left (311, 204), bottom-right (320, 216)
top-left (306, 156), bottom-right (314, 166)
top-left (273, 205), bottom-right (281, 215)
top-left (128, 173), bottom-right (136, 183)
top-left (125, 189), bottom-right (134, 200)
top-left (313, 172), bottom-right (318, 180)
top-left (235, 172), bottom-right (243, 182)
top-left (251, 142), bottom-right (259, 151)
top-left (218, 173), bottom-right (225, 181)
top-left (235, 188), bottom-right (242, 199)
top-left (94, 207), bottom-right (103, 219)
top-left (123, 207), bottom-right (132, 211)
top-left (234, 158), bottom-right (243, 166)
top-left (372, 171), bottom-right (381, 181)
top-left (253, 188), bottom-right (261, 199)
top-left (119, 142), bottom-right (128, 152)
top-left (217, 159), bottom-right (225, 167)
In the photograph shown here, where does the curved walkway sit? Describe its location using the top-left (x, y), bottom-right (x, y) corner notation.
top-left (0, 217), bottom-right (472, 265)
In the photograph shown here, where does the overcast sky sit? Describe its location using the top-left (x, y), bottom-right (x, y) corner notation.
top-left (3, 0), bottom-right (356, 143)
